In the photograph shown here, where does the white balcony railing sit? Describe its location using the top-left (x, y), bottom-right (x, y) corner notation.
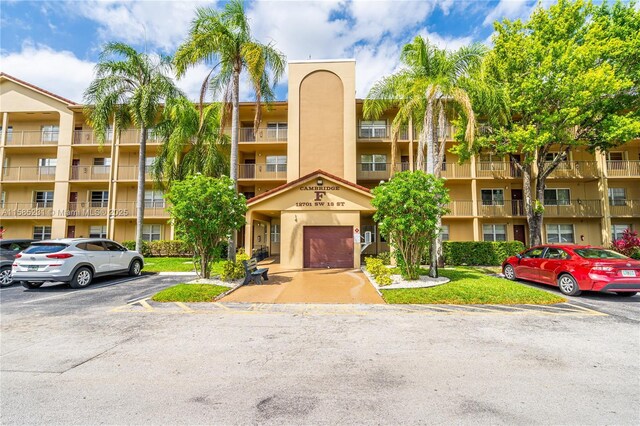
top-left (4, 130), bottom-right (59, 146)
top-left (2, 166), bottom-right (56, 181)
top-left (70, 165), bottom-right (111, 181)
top-left (606, 160), bottom-right (640, 177)
top-left (238, 164), bottom-right (287, 180)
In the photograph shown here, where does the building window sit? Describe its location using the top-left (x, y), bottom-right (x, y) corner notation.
top-left (544, 188), bottom-right (570, 206)
top-left (608, 188), bottom-right (627, 206)
top-left (362, 225), bottom-right (376, 244)
top-left (1, 126), bottom-right (13, 142)
top-left (361, 154), bottom-right (387, 172)
top-left (145, 156), bottom-right (156, 171)
top-left (89, 225), bottom-right (107, 238)
top-left (33, 226), bottom-right (51, 240)
top-left (481, 189), bottom-right (504, 206)
top-left (546, 224), bottom-right (575, 243)
top-left (144, 190), bottom-right (165, 208)
top-left (440, 225), bottom-right (450, 241)
top-left (359, 120), bottom-right (387, 138)
top-left (265, 156), bottom-right (287, 172)
top-left (90, 191), bottom-right (109, 208)
top-left (266, 122), bottom-right (287, 140)
top-left (612, 224), bottom-right (631, 241)
top-left (93, 157), bottom-right (111, 175)
top-left (34, 191), bottom-right (54, 208)
top-left (142, 224), bottom-right (162, 241)
top-left (38, 158), bottom-right (57, 175)
top-left (607, 152), bottom-right (624, 161)
top-left (0, 191), bottom-right (5, 208)
top-left (483, 224), bottom-right (506, 242)
top-left (270, 224), bottom-right (280, 243)
top-left (41, 125), bottom-right (59, 143)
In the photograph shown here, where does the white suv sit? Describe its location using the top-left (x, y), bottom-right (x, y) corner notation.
top-left (12, 239), bottom-right (144, 289)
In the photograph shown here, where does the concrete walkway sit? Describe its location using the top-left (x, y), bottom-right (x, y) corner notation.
top-left (220, 263), bottom-right (385, 304)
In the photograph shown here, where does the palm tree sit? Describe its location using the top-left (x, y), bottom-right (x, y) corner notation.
top-left (173, 0), bottom-right (286, 261)
top-left (84, 42), bottom-right (181, 253)
top-left (152, 96), bottom-right (229, 185)
top-left (364, 36), bottom-right (486, 278)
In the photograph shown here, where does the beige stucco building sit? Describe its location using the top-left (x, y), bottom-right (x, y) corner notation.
top-left (1, 62), bottom-right (639, 269)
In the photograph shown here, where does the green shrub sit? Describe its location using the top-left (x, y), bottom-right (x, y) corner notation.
top-left (365, 257), bottom-right (393, 286)
top-left (376, 251), bottom-right (391, 265)
top-left (121, 240), bottom-right (151, 257)
top-left (220, 250), bottom-right (251, 281)
top-left (147, 240), bottom-right (193, 257)
top-left (442, 241), bottom-right (525, 266)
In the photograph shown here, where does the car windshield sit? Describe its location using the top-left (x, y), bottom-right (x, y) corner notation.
top-left (23, 243), bottom-right (68, 254)
top-left (574, 248), bottom-right (628, 260)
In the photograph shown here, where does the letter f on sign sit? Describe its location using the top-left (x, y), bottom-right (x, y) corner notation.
top-left (314, 191), bottom-right (326, 201)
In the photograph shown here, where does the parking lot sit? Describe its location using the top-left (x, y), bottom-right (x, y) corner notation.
top-left (1, 274), bottom-right (639, 425)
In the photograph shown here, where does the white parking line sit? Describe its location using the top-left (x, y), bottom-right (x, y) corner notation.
top-left (21, 276), bottom-right (144, 304)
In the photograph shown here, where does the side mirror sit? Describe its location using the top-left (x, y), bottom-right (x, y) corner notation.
top-left (516, 254), bottom-right (522, 259)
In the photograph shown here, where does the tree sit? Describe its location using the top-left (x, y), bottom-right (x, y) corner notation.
top-left (152, 96), bottom-right (229, 186)
top-left (364, 36), bottom-right (485, 277)
top-left (84, 42), bottom-right (181, 253)
top-left (166, 175), bottom-right (247, 278)
top-left (173, 0), bottom-right (286, 261)
top-left (458, 0), bottom-right (640, 246)
top-left (371, 171), bottom-right (450, 280)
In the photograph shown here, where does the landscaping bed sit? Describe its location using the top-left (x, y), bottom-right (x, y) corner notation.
top-left (142, 257), bottom-right (225, 274)
top-left (152, 284), bottom-right (230, 302)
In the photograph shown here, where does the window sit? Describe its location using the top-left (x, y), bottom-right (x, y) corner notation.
top-left (483, 224), bottom-right (506, 241)
top-left (544, 189), bottom-right (570, 206)
top-left (34, 191), bottom-right (54, 208)
top-left (89, 225), bottom-right (107, 238)
top-left (612, 224), bottom-right (630, 241)
top-left (106, 125), bottom-right (114, 142)
top-left (544, 247), bottom-right (570, 260)
top-left (546, 224), bottom-right (575, 243)
top-left (144, 190), bottom-right (165, 208)
top-left (608, 188), bottom-right (627, 206)
top-left (104, 241), bottom-right (125, 251)
top-left (481, 189), bottom-right (504, 206)
top-left (33, 226), bottom-right (52, 240)
top-left (1, 126), bottom-right (13, 142)
top-left (265, 156), bottom-right (287, 173)
top-left (266, 122), bottom-right (287, 140)
top-left (479, 153), bottom-right (504, 170)
top-left (361, 154), bottom-right (387, 172)
top-left (362, 225), bottom-right (376, 244)
top-left (93, 158), bottom-right (111, 166)
top-left (0, 191), bottom-right (5, 208)
top-left (607, 152), bottom-right (624, 161)
top-left (359, 120), bottom-right (387, 138)
top-left (440, 225), bottom-right (450, 241)
top-left (41, 125), bottom-right (59, 142)
top-left (145, 156), bottom-right (156, 171)
top-left (38, 158), bottom-right (57, 175)
top-left (142, 224), bottom-right (162, 241)
top-left (270, 224), bottom-right (280, 243)
top-left (523, 247), bottom-right (545, 258)
top-left (90, 191), bottom-right (109, 207)
top-left (441, 155), bottom-right (447, 172)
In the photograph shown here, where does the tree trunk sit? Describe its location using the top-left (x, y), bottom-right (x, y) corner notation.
top-left (431, 106), bottom-right (447, 271)
top-left (521, 162), bottom-right (542, 247)
top-left (227, 66), bottom-right (240, 262)
top-left (424, 98), bottom-right (435, 174)
top-left (135, 125), bottom-right (148, 253)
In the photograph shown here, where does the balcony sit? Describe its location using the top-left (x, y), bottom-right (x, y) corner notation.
top-left (113, 201), bottom-right (169, 218)
top-left (73, 130), bottom-right (112, 145)
top-left (119, 129), bottom-right (162, 145)
top-left (606, 160), bottom-right (640, 178)
top-left (238, 164), bottom-right (287, 180)
top-left (609, 200), bottom-right (640, 217)
top-left (476, 162), bottom-right (521, 179)
top-left (2, 166), bottom-right (56, 181)
top-left (0, 203), bottom-right (54, 218)
top-left (546, 161), bottom-right (599, 179)
top-left (477, 200), bottom-right (602, 217)
top-left (5, 130), bottom-right (59, 146)
top-left (356, 163), bottom-right (410, 180)
top-left (443, 200), bottom-right (474, 217)
top-left (357, 125), bottom-right (410, 142)
top-left (441, 162), bottom-right (472, 179)
top-left (66, 201), bottom-right (110, 218)
top-left (70, 165), bottom-right (111, 181)
top-left (239, 127), bottom-right (287, 143)
top-left (117, 165), bottom-right (154, 181)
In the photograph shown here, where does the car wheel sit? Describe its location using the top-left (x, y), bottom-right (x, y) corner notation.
top-left (503, 264), bottom-right (516, 280)
top-left (69, 267), bottom-right (93, 289)
top-left (128, 259), bottom-right (142, 277)
top-left (21, 281), bottom-right (43, 289)
top-left (615, 292), bottom-right (637, 297)
top-left (558, 274), bottom-right (582, 296)
top-left (0, 267), bottom-right (13, 287)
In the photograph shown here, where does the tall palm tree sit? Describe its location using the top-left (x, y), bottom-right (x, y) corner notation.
top-left (84, 42), bottom-right (181, 253)
top-left (364, 36), bottom-right (486, 278)
top-left (173, 0), bottom-right (286, 261)
top-left (152, 96), bottom-right (229, 185)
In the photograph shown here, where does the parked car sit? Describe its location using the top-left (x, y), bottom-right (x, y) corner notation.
top-left (11, 239), bottom-right (144, 289)
top-left (502, 245), bottom-right (640, 296)
top-left (1, 239), bottom-right (35, 287)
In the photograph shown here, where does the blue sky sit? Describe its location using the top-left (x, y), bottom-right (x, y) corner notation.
top-left (1, 0), bottom-right (541, 103)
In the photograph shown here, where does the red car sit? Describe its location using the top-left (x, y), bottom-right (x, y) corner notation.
top-left (502, 245), bottom-right (640, 296)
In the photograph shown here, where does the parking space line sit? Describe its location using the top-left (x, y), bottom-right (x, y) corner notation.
top-left (174, 302), bottom-right (194, 312)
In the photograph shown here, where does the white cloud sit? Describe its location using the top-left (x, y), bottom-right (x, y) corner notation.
top-left (417, 29), bottom-right (475, 51)
top-left (354, 40), bottom-right (403, 98)
top-left (483, 0), bottom-right (534, 26)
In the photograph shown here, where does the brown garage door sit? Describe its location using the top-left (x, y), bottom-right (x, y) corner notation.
top-left (303, 226), bottom-right (354, 268)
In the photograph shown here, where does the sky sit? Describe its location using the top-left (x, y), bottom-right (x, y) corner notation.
top-left (0, 0), bottom-right (544, 104)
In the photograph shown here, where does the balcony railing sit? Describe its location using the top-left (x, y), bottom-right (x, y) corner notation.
top-left (0, 203), bottom-right (54, 218)
top-left (117, 165), bottom-right (154, 180)
top-left (476, 162), bottom-right (522, 179)
top-left (477, 200), bottom-right (602, 217)
top-left (606, 160), bottom-right (640, 177)
top-left (443, 200), bottom-right (474, 217)
top-left (609, 200), bottom-right (640, 217)
top-left (66, 202), bottom-right (110, 217)
top-left (2, 166), bottom-right (56, 181)
top-left (546, 161), bottom-right (599, 179)
top-left (356, 163), bottom-right (411, 180)
top-left (73, 130), bottom-right (114, 145)
top-left (4, 130), bottom-right (59, 146)
top-left (238, 164), bottom-right (287, 180)
top-left (239, 127), bottom-right (288, 143)
top-left (119, 129), bottom-right (162, 145)
top-left (357, 125), bottom-right (411, 141)
top-left (70, 165), bottom-right (111, 181)
top-left (113, 201), bottom-right (169, 218)
top-left (441, 162), bottom-right (472, 179)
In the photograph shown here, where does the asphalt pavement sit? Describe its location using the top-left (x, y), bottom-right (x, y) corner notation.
top-left (1, 274), bottom-right (638, 425)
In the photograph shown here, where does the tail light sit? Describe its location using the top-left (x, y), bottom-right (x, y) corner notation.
top-left (15, 254), bottom-right (22, 259)
top-left (46, 253), bottom-right (74, 259)
top-left (591, 266), bottom-right (616, 276)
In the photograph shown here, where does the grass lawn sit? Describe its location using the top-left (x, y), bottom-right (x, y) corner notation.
top-left (143, 257), bottom-right (225, 275)
top-left (381, 267), bottom-right (565, 305)
top-left (152, 284), bottom-right (230, 302)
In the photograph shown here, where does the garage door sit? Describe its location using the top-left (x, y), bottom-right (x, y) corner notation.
top-left (303, 226), bottom-right (354, 268)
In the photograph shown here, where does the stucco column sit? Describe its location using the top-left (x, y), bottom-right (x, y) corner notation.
top-left (408, 118), bottom-right (414, 171)
top-left (0, 112), bottom-right (8, 197)
top-left (470, 155), bottom-right (480, 241)
top-left (50, 111), bottom-right (74, 238)
top-left (244, 211), bottom-right (253, 255)
top-left (107, 125), bottom-right (120, 240)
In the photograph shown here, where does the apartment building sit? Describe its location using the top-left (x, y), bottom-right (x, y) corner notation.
top-left (1, 63), bottom-right (638, 269)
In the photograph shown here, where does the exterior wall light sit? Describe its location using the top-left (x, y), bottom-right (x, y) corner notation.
top-left (317, 178), bottom-right (323, 186)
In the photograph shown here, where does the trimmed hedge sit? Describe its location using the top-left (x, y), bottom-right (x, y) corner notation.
top-left (121, 240), bottom-right (194, 257)
top-left (442, 241), bottom-right (525, 266)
